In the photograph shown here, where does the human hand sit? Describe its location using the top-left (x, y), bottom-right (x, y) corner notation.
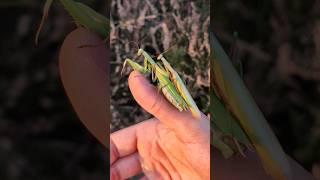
top-left (110, 71), bottom-right (210, 179)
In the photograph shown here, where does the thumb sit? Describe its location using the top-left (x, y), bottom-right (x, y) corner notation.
top-left (128, 71), bottom-right (209, 139)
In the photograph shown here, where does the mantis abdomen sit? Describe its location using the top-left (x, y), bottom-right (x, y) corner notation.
top-left (158, 75), bottom-right (188, 112)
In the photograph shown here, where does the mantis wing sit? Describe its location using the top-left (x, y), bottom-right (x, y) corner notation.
top-left (210, 31), bottom-right (292, 180)
top-left (157, 55), bottom-right (201, 119)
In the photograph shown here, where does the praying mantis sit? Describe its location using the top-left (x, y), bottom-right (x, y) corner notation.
top-left (121, 48), bottom-right (202, 120)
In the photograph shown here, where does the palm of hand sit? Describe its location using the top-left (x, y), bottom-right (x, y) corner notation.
top-left (135, 118), bottom-right (209, 179)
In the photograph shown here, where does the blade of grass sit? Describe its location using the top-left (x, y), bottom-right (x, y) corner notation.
top-left (36, 0), bottom-right (109, 45)
top-left (35, 0), bottom-right (53, 45)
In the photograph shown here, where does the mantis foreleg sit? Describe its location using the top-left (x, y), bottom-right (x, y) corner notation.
top-left (121, 58), bottom-right (149, 75)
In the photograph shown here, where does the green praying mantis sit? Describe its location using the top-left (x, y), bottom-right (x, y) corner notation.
top-left (121, 48), bottom-right (202, 120)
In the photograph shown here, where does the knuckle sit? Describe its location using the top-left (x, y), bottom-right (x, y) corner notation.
top-left (149, 94), bottom-right (163, 116)
top-left (110, 139), bottom-right (120, 163)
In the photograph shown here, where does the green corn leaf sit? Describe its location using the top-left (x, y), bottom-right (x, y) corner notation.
top-left (210, 31), bottom-right (292, 180)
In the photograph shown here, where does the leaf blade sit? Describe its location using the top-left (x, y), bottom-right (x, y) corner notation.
top-left (210, 31), bottom-right (292, 179)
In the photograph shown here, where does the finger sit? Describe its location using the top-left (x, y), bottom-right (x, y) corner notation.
top-left (110, 152), bottom-right (142, 180)
top-left (110, 124), bottom-right (138, 165)
top-left (110, 118), bottom-right (158, 165)
top-left (128, 71), bottom-right (209, 138)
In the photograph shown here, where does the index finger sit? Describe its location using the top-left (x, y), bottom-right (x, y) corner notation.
top-left (110, 118), bottom-right (159, 165)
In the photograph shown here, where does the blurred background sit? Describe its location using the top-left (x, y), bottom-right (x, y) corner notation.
top-left (213, 0), bottom-right (320, 177)
top-left (0, 1), bottom-right (107, 179)
top-left (110, 0), bottom-right (210, 132)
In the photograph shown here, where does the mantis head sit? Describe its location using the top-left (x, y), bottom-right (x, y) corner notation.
top-left (137, 49), bottom-right (143, 56)
top-left (157, 54), bottom-right (163, 60)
